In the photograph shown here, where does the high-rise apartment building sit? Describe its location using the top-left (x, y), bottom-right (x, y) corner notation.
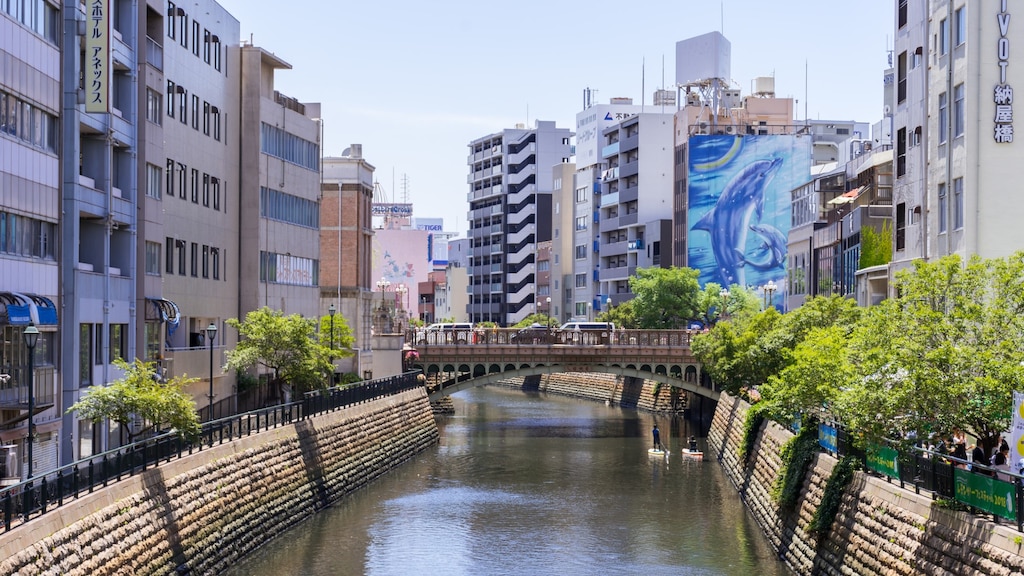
top-left (1, 0), bottom-right (61, 477)
top-left (466, 121), bottom-right (572, 326)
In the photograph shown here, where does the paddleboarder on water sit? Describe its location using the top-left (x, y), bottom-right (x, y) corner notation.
top-left (652, 425), bottom-right (662, 452)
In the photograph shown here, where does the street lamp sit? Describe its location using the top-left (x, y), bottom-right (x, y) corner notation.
top-left (762, 280), bottom-right (777, 310)
top-left (22, 323), bottom-right (38, 479)
top-left (719, 288), bottom-right (730, 322)
top-left (328, 303), bottom-right (336, 367)
top-left (205, 322), bottom-right (217, 420)
top-left (396, 283), bottom-right (408, 310)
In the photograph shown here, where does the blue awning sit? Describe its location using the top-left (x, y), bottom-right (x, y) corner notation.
top-left (0, 293), bottom-right (57, 326)
top-left (146, 298), bottom-right (181, 336)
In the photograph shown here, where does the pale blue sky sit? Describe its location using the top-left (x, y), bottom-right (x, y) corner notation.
top-left (216, 0), bottom-right (894, 238)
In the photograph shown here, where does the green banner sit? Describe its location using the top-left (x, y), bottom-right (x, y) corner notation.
top-left (954, 468), bottom-right (1016, 520)
top-left (866, 445), bottom-right (899, 479)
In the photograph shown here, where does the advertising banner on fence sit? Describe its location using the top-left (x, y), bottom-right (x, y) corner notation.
top-left (866, 444), bottom-right (899, 479)
top-left (954, 467), bottom-right (1015, 520)
top-left (818, 423), bottom-right (838, 454)
top-left (1011, 391), bottom-right (1024, 463)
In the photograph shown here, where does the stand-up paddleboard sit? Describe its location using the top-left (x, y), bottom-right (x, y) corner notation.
top-left (681, 448), bottom-right (704, 461)
top-left (648, 448), bottom-right (668, 456)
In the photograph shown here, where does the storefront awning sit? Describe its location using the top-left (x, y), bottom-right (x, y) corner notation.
top-left (146, 298), bottom-right (181, 336)
top-left (0, 293), bottom-right (58, 326)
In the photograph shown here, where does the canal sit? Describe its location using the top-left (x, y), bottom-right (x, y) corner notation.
top-left (227, 385), bottom-right (789, 575)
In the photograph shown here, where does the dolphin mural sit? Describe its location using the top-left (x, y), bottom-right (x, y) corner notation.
top-left (746, 223), bottom-right (787, 271)
top-left (691, 157), bottom-right (783, 286)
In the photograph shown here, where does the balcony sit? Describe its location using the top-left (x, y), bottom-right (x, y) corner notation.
top-left (165, 346), bottom-right (223, 382)
top-left (146, 37), bottom-right (163, 70)
top-left (628, 239), bottom-right (645, 251)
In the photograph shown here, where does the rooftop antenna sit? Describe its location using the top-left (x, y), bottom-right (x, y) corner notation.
top-left (720, 1), bottom-right (724, 35)
top-left (641, 56), bottom-right (645, 113)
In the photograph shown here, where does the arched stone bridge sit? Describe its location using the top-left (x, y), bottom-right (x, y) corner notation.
top-left (405, 328), bottom-right (719, 402)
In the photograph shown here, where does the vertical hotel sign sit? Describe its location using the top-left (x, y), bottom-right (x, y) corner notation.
top-left (85, 0), bottom-right (111, 113)
top-left (995, 1), bottom-right (1014, 143)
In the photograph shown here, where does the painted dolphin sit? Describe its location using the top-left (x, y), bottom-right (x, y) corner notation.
top-left (746, 223), bottom-right (787, 271)
top-left (692, 157), bottom-right (783, 286)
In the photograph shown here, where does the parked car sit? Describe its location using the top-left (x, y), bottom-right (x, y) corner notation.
top-left (511, 323), bottom-right (553, 344)
top-left (415, 322), bottom-right (474, 345)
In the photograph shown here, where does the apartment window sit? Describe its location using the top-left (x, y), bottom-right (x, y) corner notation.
top-left (954, 83), bottom-right (964, 138)
top-left (165, 237), bottom-right (175, 274)
top-left (202, 245), bottom-right (209, 278)
top-left (575, 187), bottom-right (588, 203)
top-left (178, 87), bottom-right (187, 124)
top-left (938, 92), bottom-right (948, 143)
top-left (938, 183), bottom-right (948, 233)
top-left (896, 128), bottom-right (907, 178)
top-left (179, 12), bottom-right (187, 47)
top-left (895, 202), bottom-right (906, 251)
top-left (203, 29), bottom-right (211, 63)
top-left (146, 163), bottom-right (162, 199)
top-left (912, 126), bottom-right (922, 147)
top-left (897, 51), bottom-right (907, 104)
top-left (167, 2), bottom-right (177, 38)
top-left (190, 242), bottom-right (198, 277)
top-left (898, 0), bottom-right (907, 28)
top-left (211, 247), bottom-right (220, 280)
top-left (166, 81), bottom-right (175, 118)
top-left (213, 37), bottom-right (222, 71)
top-left (575, 244), bottom-right (587, 259)
top-left (912, 47), bottom-right (922, 69)
top-left (177, 163), bottom-right (186, 199)
top-left (954, 7), bottom-right (966, 46)
top-left (145, 241), bottom-right (161, 275)
top-left (79, 324), bottom-right (92, 386)
top-left (191, 168), bottom-right (199, 203)
top-left (213, 107), bottom-right (221, 141)
top-left (176, 240), bottom-right (186, 275)
top-left (212, 177), bottom-right (220, 211)
top-left (953, 177), bottom-right (964, 229)
top-left (575, 216), bottom-right (588, 231)
top-left (192, 21), bottom-right (200, 57)
top-left (939, 18), bottom-right (949, 55)
top-left (109, 324), bottom-right (126, 362)
top-left (202, 173), bottom-right (210, 206)
top-left (191, 94), bottom-right (199, 130)
top-left (203, 101), bottom-right (210, 135)
top-left (165, 160), bottom-right (174, 199)
top-left (575, 273), bottom-right (587, 288)
top-left (146, 89), bottom-right (162, 125)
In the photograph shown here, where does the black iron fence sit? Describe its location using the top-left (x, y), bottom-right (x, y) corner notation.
top-left (0, 371), bottom-right (422, 533)
top-left (819, 421), bottom-right (1024, 531)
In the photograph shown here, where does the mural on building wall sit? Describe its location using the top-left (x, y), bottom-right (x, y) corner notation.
top-left (372, 229), bottom-right (432, 317)
top-left (687, 134), bottom-right (811, 308)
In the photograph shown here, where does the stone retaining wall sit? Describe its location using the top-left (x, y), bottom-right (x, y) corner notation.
top-left (489, 372), bottom-right (684, 412)
top-left (0, 388), bottom-right (439, 576)
top-left (709, 393), bottom-right (1024, 576)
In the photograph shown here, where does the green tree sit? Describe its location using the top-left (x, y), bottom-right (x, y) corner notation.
top-left (839, 254), bottom-right (1024, 455)
top-left (67, 358), bottom-right (200, 442)
top-left (225, 307), bottom-right (341, 398)
top-left (513, 313), bottom-right (558, 328)
top-left (599, 299), bottom-right (637, 328)
top-left (628, 267), bottom-right (702, 329)
top-left (859, 220), bottom-right (893, 269)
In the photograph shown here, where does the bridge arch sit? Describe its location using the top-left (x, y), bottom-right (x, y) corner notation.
top-left (417, 362), bottom-right (719, 402)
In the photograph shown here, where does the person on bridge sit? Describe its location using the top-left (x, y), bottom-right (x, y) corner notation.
top-left (652, 425), bottom-right (662, 452)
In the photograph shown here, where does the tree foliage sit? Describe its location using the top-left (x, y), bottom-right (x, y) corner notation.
top-left (628, 267), bottom-right (702, 329)
top-left (599, 299), bottom-right (637, 329)
top-left (67, 359), bottom-right (200, 442)
top-left (859, 220), bottom-right (893, 270)
top-left (226, 307), bottom-right (348, 396)
top-left (513, 313), bottom-right (559, 328)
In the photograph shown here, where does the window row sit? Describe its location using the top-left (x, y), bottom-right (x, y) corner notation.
top-left (260, 123), bottom-right (320, 172)
top-left (0, 211), bottom-right (57, 260)
top-left (937, 84), bottom-right (965, 144)
top-left (260, 186), bottom-right (320, 229)
top-left (166, 1), bottom-right (223, 72)
top-left (165, 80), bottom-right (222, 140)
top-left (937, 178), bottom-right (965, 234)
top-left (0, 91), bottom-right (58, 152)
top-left (161, 237), bottom-right (222, 280)
top-left (1, 0), bottom-right (58, 44)
top-left (163, 159), bottom-right (223, 210)
top-left (79, 323), bottom-right (128, 386)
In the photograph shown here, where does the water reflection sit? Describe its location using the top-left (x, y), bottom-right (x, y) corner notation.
top-left (227, 386), bottom-right (789, 576)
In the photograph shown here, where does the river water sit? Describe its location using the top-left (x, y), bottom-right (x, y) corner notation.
top-left (226, 386), bottom-right (789, 576)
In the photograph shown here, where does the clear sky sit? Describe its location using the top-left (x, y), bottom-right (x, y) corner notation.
top-left (216, 0), bottom-right (894, 238)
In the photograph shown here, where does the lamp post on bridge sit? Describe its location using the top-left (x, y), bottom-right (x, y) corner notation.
top-left (328, 303), bottom-right (336, 383)
top-left (22, 323), bottom-right (38, 480)
top-left (761, 280), bottom-right (777, 311)
top-left (205, 322), bottom-right (218, 421)
top-left (719, 288), bottom-right (730, 323)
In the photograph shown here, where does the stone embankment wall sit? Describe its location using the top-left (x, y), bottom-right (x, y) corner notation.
top-left (0, 388), bottom-right (439, 576)
top-left (489, 372), bottom-right (683, 412)
top-left (709, 393), bottom-right (1024, 576)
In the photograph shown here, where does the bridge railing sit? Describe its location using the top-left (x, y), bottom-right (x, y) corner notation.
top-left (0, 371), bottom-right (422, 533)
top-left (407, 328), bottom-right (695, 348)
